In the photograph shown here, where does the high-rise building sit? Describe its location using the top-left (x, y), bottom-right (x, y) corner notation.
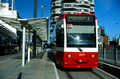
top-left (50, 0), bottom-right (94, 31)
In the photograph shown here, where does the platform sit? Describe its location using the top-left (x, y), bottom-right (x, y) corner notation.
top-left (0, 50), bottom-right (57, 79)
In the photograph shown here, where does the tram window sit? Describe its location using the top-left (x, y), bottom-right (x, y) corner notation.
top-left (56, 28), bottom-right (64, 47)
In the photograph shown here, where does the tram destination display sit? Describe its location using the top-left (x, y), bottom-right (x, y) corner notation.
top-left (66, 15), bottom-right (94, 23)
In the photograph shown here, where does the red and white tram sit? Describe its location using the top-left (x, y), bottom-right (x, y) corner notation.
top-left (50, 12), bottom-right (98, 68)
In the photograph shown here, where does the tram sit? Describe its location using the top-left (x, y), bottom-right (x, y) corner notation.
top-left (50, 12), bottom-right (98, 68)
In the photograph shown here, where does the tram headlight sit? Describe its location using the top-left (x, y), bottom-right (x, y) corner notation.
top-left (92, 55), bottom-right (95, 58)
top-left (68, 54), bottom-right (71, 58)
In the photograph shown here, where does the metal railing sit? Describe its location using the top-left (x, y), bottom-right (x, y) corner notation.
top-left (99, 47), bottom-right (120, 66)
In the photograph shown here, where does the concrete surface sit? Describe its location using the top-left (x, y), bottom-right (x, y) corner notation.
top-left (0, 50), bottom-right (57, 79)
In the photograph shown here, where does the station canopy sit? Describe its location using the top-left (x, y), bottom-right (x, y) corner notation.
top-left (0, 17), bottom-right (49, 41)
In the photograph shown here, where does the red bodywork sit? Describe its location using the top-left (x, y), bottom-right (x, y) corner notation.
top-left (56, 51), bottom-right (98, 68)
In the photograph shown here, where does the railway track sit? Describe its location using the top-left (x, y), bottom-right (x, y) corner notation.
top-left (65, 70), bottom-right (102, 79)
top-left (57, 68), bottom-right (101, 79)
top-left (57, 67), bottom-right (118, 79)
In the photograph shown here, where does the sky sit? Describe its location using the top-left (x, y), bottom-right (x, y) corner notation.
top-left (5, 0), bottom-right (120, 40)
top-left (95, 0), bottom-right (120, 40)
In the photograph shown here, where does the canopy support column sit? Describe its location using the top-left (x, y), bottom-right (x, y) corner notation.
top-left (20, 20), bottom-right (28, 67)
top-left (22, 26), bottom-right (26, 67)
top-left (28, 30), bottom-right (30, 62)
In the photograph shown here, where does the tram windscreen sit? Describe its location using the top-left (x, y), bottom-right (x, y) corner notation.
top-left (66, 15), bottom-right (96, 47)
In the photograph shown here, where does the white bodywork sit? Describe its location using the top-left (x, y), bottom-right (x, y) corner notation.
top-left (63, 17), bottom-right (98, 52)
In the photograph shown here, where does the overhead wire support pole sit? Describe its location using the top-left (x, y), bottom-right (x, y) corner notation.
top-left (34, 0), bottom-right (37, 18)
top-left (33, 0), bottom-right (37, 58)
top-left (47, 18), bottom-right (49, 46)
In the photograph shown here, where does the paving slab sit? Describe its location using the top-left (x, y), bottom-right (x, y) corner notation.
top-left (0, 50), bottom-right (57, 79)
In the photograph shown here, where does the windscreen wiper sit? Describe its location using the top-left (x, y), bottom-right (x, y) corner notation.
top-left (78, 47), bottom-right (83, 52)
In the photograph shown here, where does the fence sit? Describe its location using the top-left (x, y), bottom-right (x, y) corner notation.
top-left (99, 47), bottom-right (120, 66)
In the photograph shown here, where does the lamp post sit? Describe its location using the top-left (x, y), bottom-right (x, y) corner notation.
top-left (41, 5), bottom-right (46, 17)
